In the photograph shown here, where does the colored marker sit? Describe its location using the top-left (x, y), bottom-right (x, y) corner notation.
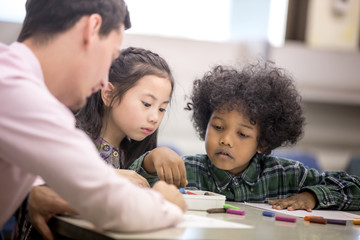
top-left (262, 211), bottom-right (275, 217)
top-left (226, 208), bottom-right (245, 215)
top-left (304, 216), bottom-right (324, 221)
top-left (186, 191), bottom-right (197, 195)
top-left (179, 188), bottom-right (187, 194)
top-left (206, 208), bottom-right (226, 214)
top-left (309, 218), bottom-right (327, 224)
top-left (275, 215), bottom-right (297, 223)
top-left (325, 219), bottom-right (346, 225)
top-left (353, 220), bottom-right (360, 225)
top-left (223, 204), bottom-right (241, 210)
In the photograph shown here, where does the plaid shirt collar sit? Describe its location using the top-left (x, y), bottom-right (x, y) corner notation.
top-left (207, 153), bottom-right (263, 191)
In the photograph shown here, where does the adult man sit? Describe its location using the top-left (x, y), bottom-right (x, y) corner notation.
top-left (0, 0), bottom-right (186, 239)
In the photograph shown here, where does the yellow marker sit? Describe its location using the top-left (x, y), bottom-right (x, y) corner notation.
top-left (353, 220), bottom-right (360, 225)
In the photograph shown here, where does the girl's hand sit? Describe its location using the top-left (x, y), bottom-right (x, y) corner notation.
top-left (152, 180), bottom-right (187, 212)
top-left (143, 146), bottom-right (188, 188)
top-left (267, 191), bottom-right (317, 212)
top-left (114, 169), bottom-right (150, 188)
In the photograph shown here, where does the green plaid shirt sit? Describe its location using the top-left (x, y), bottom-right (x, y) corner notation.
top-left (184, 154), bottom-right (360, 210)
top-left (129, 153), bottom-right (360, 210)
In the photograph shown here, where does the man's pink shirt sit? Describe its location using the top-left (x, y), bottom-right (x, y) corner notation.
top-left (0, 42), bottom-right (183, 231)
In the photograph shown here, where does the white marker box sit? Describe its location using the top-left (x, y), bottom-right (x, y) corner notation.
top-left (183, 190), bottom-right (226, 211)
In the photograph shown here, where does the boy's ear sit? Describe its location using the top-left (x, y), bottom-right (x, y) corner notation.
top-left (256, 144), bottom-right (267, 155)
top-left (101, 82), bottom-right (115, 107)
top-left (83, 13), bottom-right (102, 48)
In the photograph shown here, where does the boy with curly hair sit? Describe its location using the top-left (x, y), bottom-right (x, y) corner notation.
top-left (183, 62), bottom-right (360, 211)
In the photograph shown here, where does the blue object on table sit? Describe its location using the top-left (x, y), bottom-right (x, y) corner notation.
top-left (262, 211), bottom-right (275, 217)
top-left (179, 188), bottom-right (188, 194)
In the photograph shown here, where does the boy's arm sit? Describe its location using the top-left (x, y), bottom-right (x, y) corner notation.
top-left (301, 171), bottom-right (360, 210)
top-left (128, 152), bottom-right (159, 187)
top-left (268, 191), bottom-right (317, 212)
top-left (129, 147), bottom-right (187, 188)
top-left (267, 159), bottom-right (360, 211)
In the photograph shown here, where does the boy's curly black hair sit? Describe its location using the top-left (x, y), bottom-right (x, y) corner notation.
top-left (185, 62), bottom-right (305, 155)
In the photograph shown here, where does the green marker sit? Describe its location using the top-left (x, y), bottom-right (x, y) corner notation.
top-left (223, 204), bottom-right (241, 210)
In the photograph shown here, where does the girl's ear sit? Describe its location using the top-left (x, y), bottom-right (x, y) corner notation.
top-left (101, 82), bottom-right (115, 107)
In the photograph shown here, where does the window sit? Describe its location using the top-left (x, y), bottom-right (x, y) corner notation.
top-left (0, 0), bottom-right (288, 46)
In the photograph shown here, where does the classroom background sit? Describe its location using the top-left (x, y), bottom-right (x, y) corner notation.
top-left (1, 0), bottom-right (359, 174)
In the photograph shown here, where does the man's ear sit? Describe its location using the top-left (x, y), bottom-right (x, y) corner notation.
top-left (101, 82), bottom-right (115, 107)
top-left (83, 13), bottom-right (102, 48)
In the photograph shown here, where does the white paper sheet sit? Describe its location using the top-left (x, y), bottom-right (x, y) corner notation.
top-left (175, 214), bottom-right (253, 229)
top-left (245, 202), bottom-right (360, 220)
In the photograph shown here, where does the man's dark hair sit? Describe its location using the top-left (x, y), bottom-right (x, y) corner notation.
top-left (18, 0), bottom-right (131, 42)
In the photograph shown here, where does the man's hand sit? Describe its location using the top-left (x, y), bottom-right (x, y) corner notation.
top-left (143, 146), bottom-right (187, 188)
top-left (152, 181), bottom-right (187, 212)
top-left (267, 191), bottom-right (317, 212)
top-left (29, 185), bottom-right (78, 240)
top-left (114, 169), bottom-right (150, 188)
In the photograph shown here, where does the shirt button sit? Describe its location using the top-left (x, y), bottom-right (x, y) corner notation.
top-left (102, 144), bottom-right (110, 151)
top-left (323, 200), bottom-right (327, 205)
top-left (113, 151), bottom-right (119, 157)
top-left (250, 188), bottom-right (254, 192)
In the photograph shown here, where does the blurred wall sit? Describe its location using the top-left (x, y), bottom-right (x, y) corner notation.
top-left (0, 21), bottom-right (22, 44)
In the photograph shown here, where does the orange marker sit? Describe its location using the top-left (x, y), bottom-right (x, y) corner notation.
top-left (353, 220), bottom-right (360, 225)
top-left (304, 216), bottom-right (324, 221)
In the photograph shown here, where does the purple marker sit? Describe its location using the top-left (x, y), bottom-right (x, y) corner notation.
top-left (326, 219), bottom-right (347, 225)
top-left (275, 215), bottom-right (297, 223)
top-left (226, 208), bottom-right (245, 215)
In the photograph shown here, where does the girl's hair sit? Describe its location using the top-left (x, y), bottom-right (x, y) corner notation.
top-left (186, 62), bottom-right (305, 155)
top-left (76, 47), bottom-right (174, 168)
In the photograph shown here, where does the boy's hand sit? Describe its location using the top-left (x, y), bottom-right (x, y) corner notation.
top-left (143, 146), bottom-right (188, 188)
top-left (268, 191), bottom-right (317, 212)
top-left (114, 169), bottom-right (150, 188)
top-left (152, 180), bottom-right (187, 212)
